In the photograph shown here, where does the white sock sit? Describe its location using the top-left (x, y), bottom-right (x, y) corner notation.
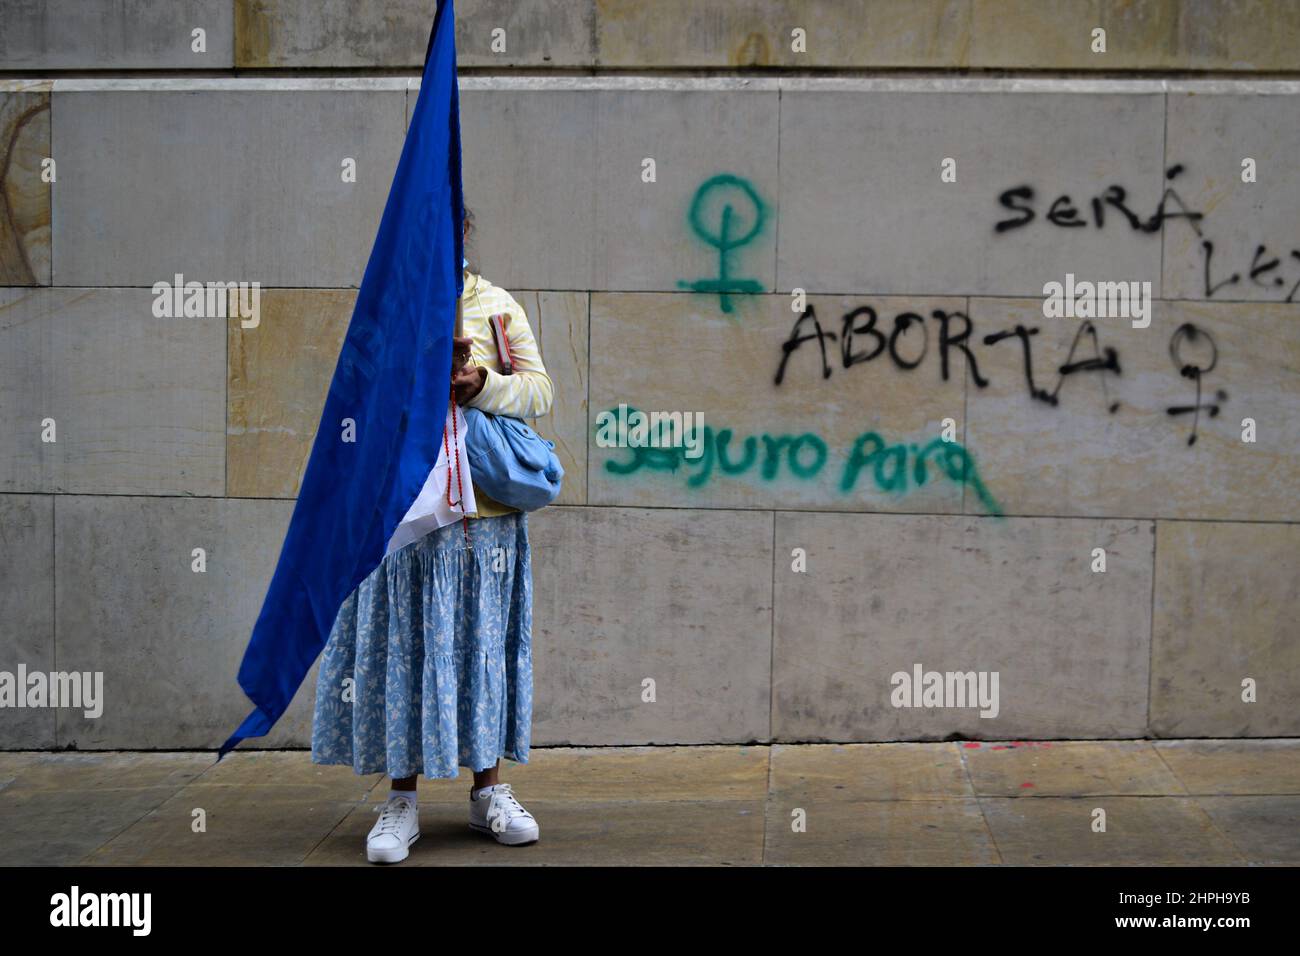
top-left (390, 790), bottom-right (417, 808)
top-left (472, 784), bottom-right (496, 799)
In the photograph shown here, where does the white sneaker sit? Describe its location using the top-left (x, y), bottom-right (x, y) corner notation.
top-left (366, 793), bottom-right (420, 863)
top-left (469, 783), bottom-right (539, 845)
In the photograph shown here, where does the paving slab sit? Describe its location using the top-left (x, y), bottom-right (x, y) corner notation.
top-left (0, 752), bottom-right (213, 865)
top-left (314, 744), bottom-right (770, 807)
top-left (2, 743), bottom-right (1291, 866)
top-left (308, 798), bottom-right (765, 867)
top-left (961, 740), bottom-right (1188, 797)
top-left (769, 742), bottom-right (972, 801)
top-left (1153, 739), bottom-right (1300, 795)
top-left (85, 752), bottom-right (385, 866)
top-left (978, 795), bottom-right (1244, 865)
top-left (1192, 796), bottom-right (1300, 865)
top-left (764, 797), bottom-right (999, 866)
top-left (308, 746), bottom-right (767, 865)
top-left (0, 751), bottom-right (210, 794)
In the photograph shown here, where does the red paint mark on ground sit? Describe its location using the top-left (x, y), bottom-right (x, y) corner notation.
top-left (1020, 782), bottom-right (1035, 789)
top-left (963, 742), bottom-right (982, 749)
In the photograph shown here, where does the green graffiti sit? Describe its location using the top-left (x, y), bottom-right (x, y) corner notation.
top-left (676, 174), bottom-right (766, 314)
top-left (597, 408), bottom-right (1004, 517)
top-left (840, 432), bottom-right (1003, 517)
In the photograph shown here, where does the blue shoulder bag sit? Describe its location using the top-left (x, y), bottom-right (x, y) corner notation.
top-left (461, 407), bottom-right (563, 511)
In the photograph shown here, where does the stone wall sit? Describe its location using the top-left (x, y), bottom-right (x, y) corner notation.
top-left (4, 1), bottom-right (1300, 72)
top-left (1, 2), bottom-right (1297, 750)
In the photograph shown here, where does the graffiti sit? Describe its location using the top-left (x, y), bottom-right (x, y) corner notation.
top-left (775, 304), bottom-right (989, 388)
top-left (841, 432), bottom-right (1003, 517)
top-left (995, 164), bottom-right (1300, 303)
top-left (1167, 322), bottom-right (1227, 446)
top-left (774, 303), bottom-right (1225, 444)
top-left (677, 173), bottom-right (766, 314)
top-left (626, 160), bottom-right (1256, 516)
top-left (982, 319), bottom-right (1121, 412)
top-left (599, 407), bottom-right (1004, 516)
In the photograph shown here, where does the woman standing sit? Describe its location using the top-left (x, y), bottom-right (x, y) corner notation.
top-left (311, 209), bottom-right (554, 863)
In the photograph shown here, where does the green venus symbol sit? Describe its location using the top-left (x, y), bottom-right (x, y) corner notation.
top-left (677, 173), bottom-right (767, 314)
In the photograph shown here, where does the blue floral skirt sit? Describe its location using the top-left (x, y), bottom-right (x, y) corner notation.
top-left (311, 512), bottom-right (532, 780)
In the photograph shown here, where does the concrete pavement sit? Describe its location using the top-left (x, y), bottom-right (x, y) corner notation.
top-left (0, 740), bottom-right (1295, 866)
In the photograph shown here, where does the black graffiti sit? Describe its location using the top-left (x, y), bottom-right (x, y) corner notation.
top-left (1202, 239), bottom-right (1240, 298)
top-left (995, 163), bottom-right (1299, 302)
top-left (775, 304), bottom-right (1226, 437)
top-left (983, 319), bottom-right (1121, 411)
top-left (995, 167), bottom-right (1204, 235)
top-left (775, 304), bottom-right (988, 388)
top-left (774, 306), bottom-right (837, 384)
top-left (1167, 322), bottom-right (1228, 446)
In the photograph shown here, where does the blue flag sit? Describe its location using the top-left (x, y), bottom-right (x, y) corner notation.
top-left (218, 0), bottom-right (464, 758)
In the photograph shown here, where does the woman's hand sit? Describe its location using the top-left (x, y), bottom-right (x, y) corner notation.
top-left (451, 335), bottom-right (473, 372)
top-left (451, 337), bottom-right (486, 404)
top-left (453, 363), bottom-right (487, 405)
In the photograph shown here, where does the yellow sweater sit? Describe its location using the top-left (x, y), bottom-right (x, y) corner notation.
top-left (459, 270), bottom-right (554, 517)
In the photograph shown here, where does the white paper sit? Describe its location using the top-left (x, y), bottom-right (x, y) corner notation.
top-left (385, 404), bottom-right (477, 555)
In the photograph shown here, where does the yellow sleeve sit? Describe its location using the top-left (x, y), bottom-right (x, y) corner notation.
top-left (467, 293), bottom-right (554, 419)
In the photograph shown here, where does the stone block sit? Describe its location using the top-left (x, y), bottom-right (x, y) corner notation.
top-left (533, 290), bottom-right (588, 505)
top-left (457, 83), bottom-right (596, 290)
top-left (1163, 87), bottom-right (1300, 302)
top-left (52, 495), bottom-right (312, 749)
top-left (777, 81), bottom-right (1166, 298)
top-left (529, 505), bottom-right (773, 745)
top-left (0, 495), bottom-right (54, 748)
top-left (588, 293), bottom-right (976, 514)
top-left (595, 0), bottom-right (971, 69)
top-left (53, 83), bottom-right (405, 288)
top-left (1151, 524), bottom-right (1300, 737)
top-left (0, 288), bottom-right (226, 496)
top-left (0, 0), bottom-right (233, 70)
top-left (236, 0), bottom-right (594, 69)
top-left (965, 298), bottom-right (1300, 520)
top-left (228, 289), bottom-right (354, 498)
top-left (0, 85), bottom-right (51, 286)
top-left (772, 511), bottom-right (1153, 741)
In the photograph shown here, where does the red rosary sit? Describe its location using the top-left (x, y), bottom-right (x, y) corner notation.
top-left (444, 385), bottom-right (472, 548)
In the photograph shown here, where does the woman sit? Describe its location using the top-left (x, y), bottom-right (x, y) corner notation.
top-left (311, 208), bottom-right (554, 863)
